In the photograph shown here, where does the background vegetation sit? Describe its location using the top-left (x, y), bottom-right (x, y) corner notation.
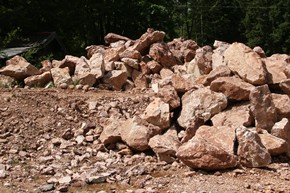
top-left (0, 0), bottom-right (289, 59)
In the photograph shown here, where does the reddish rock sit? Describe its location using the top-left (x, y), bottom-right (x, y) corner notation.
top-left (157, 85), bottom-right (180, 110)
top-left (0, 55), bottom-right (40, 80)
top-left (279, 79), bottom-right (290, 95)
top-left (203, 65), bottom-right (232, 86)
top-left (142, 98), bottom-right (170, 129)
top-left (250, 85), bottom-right (277, 132)
top-left (263, 55), bottom-right (289, 84)
top-left (24, 71), bottom-right (52, 87)
top-left (74, 57), bottom-right (96, 86)
top-left (103, 70), bottom-right (128, 91)
top-left (59, 55), bottom-right (79, 74)
top-left (271, 118), bottom-right (290, 143)
top-left (149, 42), bottom-right (178, 68)
top-left (119, 49), bottom-right (142, 60)
top-left (99, 119), bottom-right (123, 145)
top-left (104, 45), bottom-right (126, 63)
top-left (131, 29), bottom-right (165, 54)
top-left (271, 93), bottom-right (290, 120)
top-left (132, 71), bottom-right (148, 89)
top-left (192, 45), bottom-right (213, 75)
top-left (210, 76), bottom-right (255, 101)
top-left (211, 102), bottom-right (254, 128)
top-left (149, 127), bottom-right (181, 163)
top-left (212, 40), bottom-right (230, 69)
top-left (89, 53), bottom-right (105, 80)
top-left (224, 42), bottom-right (267, 85)
top-left (147, 60), bottom-right (162, 74)
top-left (236, 126), bottom-right (271, 167)
top-left (104, 33), bottom-right (131, 44)
top-left (85, 45), bottom-right (105, 59)
top-left (51, 67), bottom-right (72, 87)
top-left (121, 58), bottom-right (139, 70)
top-left (177, 126), bottom-right (237, 170)
top-left (253, 46), bottom-right (266, 58)
top-left (119, 116), bottom-right (161, 151)
top-left (258, 130), bottom-right (288, 156)
top-left (168, 38), bottom-right (198, 63)
top-left (40, 60), bottom-right (52, 73)
top-left (172, 73), bottom-right (196, 93)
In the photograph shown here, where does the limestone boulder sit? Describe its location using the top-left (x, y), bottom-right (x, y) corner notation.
top-left (51, 67), bottom-right (72, 87)
top-left (191, 45), bottom-right (213, 75)
top-left (168, 38), bottom-right (198, 63)
top-left (157, 85), bottom-right (180, 110)
top-left (74, 57), bottom-right (96, 86)
top-left (176, 125), bottom-right (237, 170)
top-left (119, 49), bottom-right (142, 60)
top-left (149, 127), bottom-right (181, 163)
top-left (0, 55), bottom-right (40, 80)
top-left (85, 45), bottom-right (105, 59)
top-left (0, 74), bottom-right (17, 88)
top-left (258, 130), bottom-right (288, 156)
top-left (104, 45), bottom-right (126, 63)
top-left (121, 58), bottom-right (139, 70)
top-left (236, 126), bottom-right (271, 168)
top-left (147, 60), bottom-right (162, 74)
top-left (131, 28), bottom-right (165, 54)
top-left (224, 42), bottom-right (267, 85)
top-left (211, 102), bottom-right (254, 128)
top-left (142, 98), bottom-right (170, 130)
top-left (59, 55), bottom-right (79, 74)
top-left (279, 79), bottom-right (290, 95)
top-left (271, 94), bottom-right (290, 120)
top-left (89, 53), bottom-right (105, 80)
top-left (263, 55), bottom-right (289, 84)
top-left (103, 70), bottom-right (128, 91)
top-left (149, 42), bottom-right (178, 68)
top-left (104, 33), bottom-right (130, 44)
top-left (203, 65), bottom-right (232, 86)
top-left (271, 118), bottom-right (290, 143)
top-left (99, 119), bottom-right (123, 145)
top-left (132, 71), bottom-right (148, 89)
top-left (210, 76), bottom-right (255, 101)
top-left (24, 71), bottom-right (52, 87)
top-left (212, 40), bottom-right (230, 69)
top-left (172, 73), bottom-right (196, 93)
top-left (250, 85), bottom-right (277, 132)
top-left (119, 116), bottom-right (161, 151)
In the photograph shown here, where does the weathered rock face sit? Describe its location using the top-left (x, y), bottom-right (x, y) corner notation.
top-left (249, 85), bottom-right (277, 132)
top-left (176, 125), bottom-right (237, 170)
top-left (157, 85), bottom-right (180, 110)
top-left (0, 74), bottom-right (17, 88)
top-left (104, 33), bottom-right (131, 44)
top-left (131, 29), bottom-right (165, 54)
top-left (119, 49), bottom-right (142, 60)
top-left (193, 46), bottom-right (213, 75)
top-left (85, 45), bottom-right (105, 59)
top-left (271, 94), bottom-right (290, 120)
top-left (211, 40), bottom-right (230, 69)
top-left (211, 102), bottom-right (254, 128)
top-left (224, 42), bottom-right (267, 85)
top-left (147, 60), bottom-right (162, 74)
top-left (0, 55), bottom-right (40, 80)
top-left (121, 58), bottom-right (139, 70)
top-left (168, 38), bottom-right (198, 63)
top-left (271, 118), bottom-right (290, 142)
top-left (258, 130), bottom-right (288, 156)
top-left (119, 116), bottom-right (161, 151)
top-left (149, 42), bottom-right (178, 68)
top-left (51, 67), bottom-right (72, 87)
top-left (24, 71), bottom-right (52, 87)
top-left (73, 57), bottom-right (96, 86)
top-left (142, 98), bottom-right (170, 130)
top-left (236, 126), bottom-right (271, 168)
top-left (148, 127), bottom-right (181, 163)
top-left (279, 79), bottom-right (290, 95)
top-left (103, 70), bottom-right (127, 91)
top-left (178, 87), bottom-right (227, 133)
top-left (203, 65), bottom-right (232, 86)
top-left (210, 76), bottom-right (255, 101)
top-left (104, 46), bottom-right (125, 63)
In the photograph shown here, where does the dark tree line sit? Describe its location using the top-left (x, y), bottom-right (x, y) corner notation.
top-left (0, 0), bottom-right (289, 57)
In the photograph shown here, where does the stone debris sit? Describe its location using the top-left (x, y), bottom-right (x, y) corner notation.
top-left (0, 28), bottom-right (290, 192)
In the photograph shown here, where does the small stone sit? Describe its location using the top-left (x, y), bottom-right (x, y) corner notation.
top-left (57, 184), bottom-right (69, 192)
top-left (59, 83), bottom-right (68, 89)
top-left (40, 184), bottom-right (54, 192)
top-left (85, 135), bottom-right (94, 142)
top-left (86, 176), bottom-right (107, 184)
top-left (59, 176), bottom-right (72, 185)
top-left (75, 135), bottom-right (85, 144)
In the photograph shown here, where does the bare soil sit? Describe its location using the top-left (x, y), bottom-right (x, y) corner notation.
top-left (0, 88), bottom-right (289, 193)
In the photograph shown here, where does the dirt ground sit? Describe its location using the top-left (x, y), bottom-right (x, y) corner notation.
top-left (0, 88), bottom-right (289, 193)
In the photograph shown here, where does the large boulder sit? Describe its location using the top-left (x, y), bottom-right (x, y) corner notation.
top-left (149, 42), bottom-right (178, 68)
top-left (157, 85), bottom-right (180, 110)
top-left (210, 76), bottom-right (255, 101)
top-left (178, 87), bottom-right (227, 141)
top-left (142, 98), bottom-right (170, 130)
top-left (58, 55), bottom-right (79, 74)
top-left (73, 56), bottom-right (96, 86)
top-left (99, 118), bottom-right (123, 145)
top-left (24, 71), bottom-right (52, 87)
top-left (103, 70), bottom-right (128, 91)
top-left (211, 40), bottom-right (230, 69)
top-left (271, 118), bottom-right (290, 156)
top-left (258, 130), bottom-right (288, 156)
top-left (0, 55), bottom-right (40, 80)
top-left (149, 127), bottom-right (181, 163)
top-left (89, 53), bottom-right (105, 80)
top-left (168, 38), bottom-right (198, 63)
top-left (236, 126), bottom-right (271, 168)
top-left (263, 55), bottom-right (289, 84)
top-left (271, 94), bottom-right (290, 120)
top-left (119, 116), bottom-right (161, 151)
top-left (211, 102), bottom-right (254, 128)
top-left (203, 65), bottom-right (232, 86)
top-left (224, 42), bottom-right (267, 85)
top-left (249, 85), bottom-right (277, 132)
top-left (104, 33), bottom-right (131, 44)
top-left (121, 58), bottom-right (139, 70)
top-left (176, 126), bottom-right (237, 170)
top-left (191, 45), bottom-right (213, 75)
top-left (51, 67), bottom-right (72, 87)
top-left (131, 28), bottom-right (165, 54)
top-left (172, 73), bottom-right (196, 93)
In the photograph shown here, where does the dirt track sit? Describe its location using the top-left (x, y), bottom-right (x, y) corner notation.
top-left (0, 88), bottom-right (289, 193)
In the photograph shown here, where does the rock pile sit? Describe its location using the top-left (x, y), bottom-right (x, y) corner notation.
top-left (1, 28), bottom-right (290, 173)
